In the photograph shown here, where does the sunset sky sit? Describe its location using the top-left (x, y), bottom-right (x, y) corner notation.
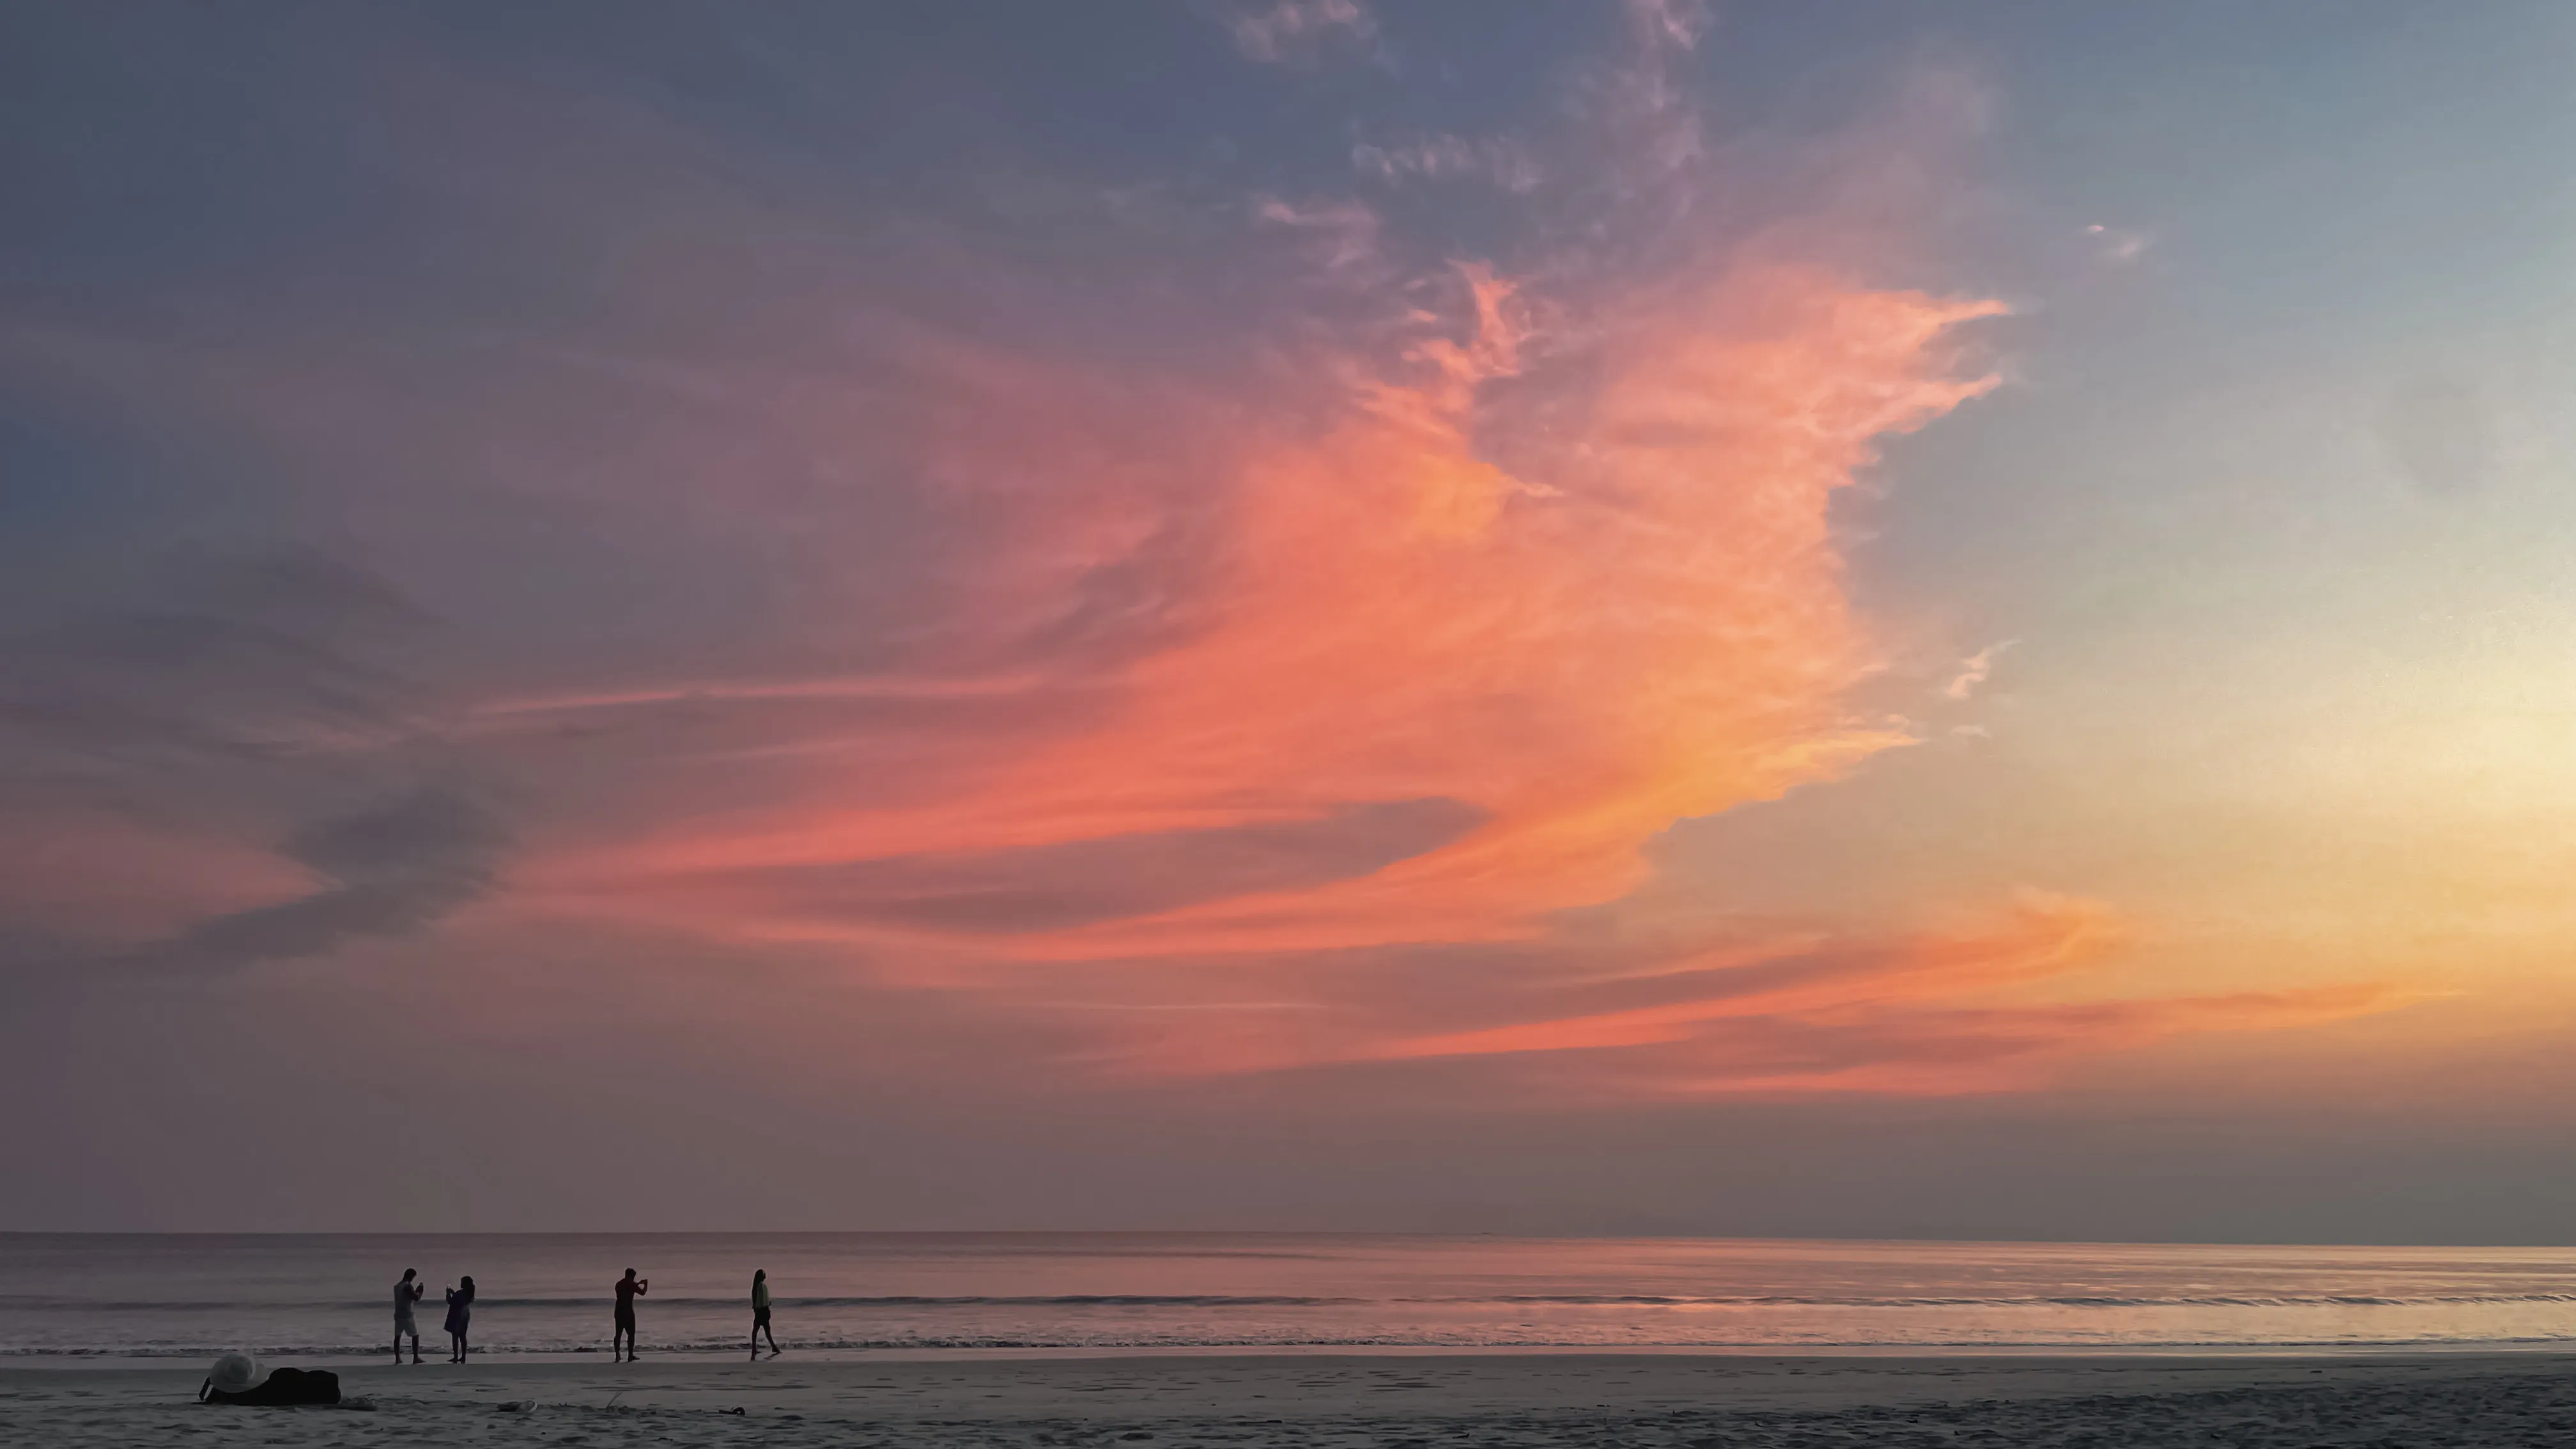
top-left (7, 1), bottom-right (2576, 1240)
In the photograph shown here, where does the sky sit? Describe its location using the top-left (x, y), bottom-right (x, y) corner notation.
top-left (4, 0), bottom-right (2576, 1241)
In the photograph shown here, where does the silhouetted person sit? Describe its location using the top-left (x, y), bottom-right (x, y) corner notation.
top-left (612, 1267), bottom-right (649, 1361)
top-left (393, 1268), bottom-right (424, 1364)
top-left (750, 1269), bottom-right (780, 1358)
top-left (444, 1276), bottom-right (475, 1363)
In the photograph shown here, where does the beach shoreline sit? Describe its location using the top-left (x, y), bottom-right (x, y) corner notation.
top-left (12, 1336), bottom-right (2576, 1368)
top-left (8, 1348), bottom-right (2575, 1447)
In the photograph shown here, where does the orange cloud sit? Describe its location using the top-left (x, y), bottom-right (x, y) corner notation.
top-left (939, 894), bottom-right (2419, 1097)
top-left (1379, 895), bottom-right (2129, 1061)
top-left (532, 256), bottom-right (2003, 969)
top-left (1639, 982), bottom-right (2430, 1097)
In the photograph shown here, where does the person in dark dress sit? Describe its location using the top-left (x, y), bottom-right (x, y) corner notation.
top-left (443, 1276), bottom-right (475, 1363)
top-left (750, 1269), bottom-right (780, 1358)
top-left (612, 1267), bottom-right (649, 1361)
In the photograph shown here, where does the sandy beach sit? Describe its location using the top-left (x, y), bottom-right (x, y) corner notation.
top-left (6, 1350), bottom-right (2574, 1448)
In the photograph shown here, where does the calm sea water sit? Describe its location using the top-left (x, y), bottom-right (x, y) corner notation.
top-left (5, 1234), bottom-right (2575, 1360)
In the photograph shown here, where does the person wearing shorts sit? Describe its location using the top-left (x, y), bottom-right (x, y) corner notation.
top-left (392, 1269), bottom-right (424, 1364)
top-left (612, 1268), bottom-right (649, 1361)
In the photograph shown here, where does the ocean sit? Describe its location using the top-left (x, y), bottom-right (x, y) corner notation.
top-left (6, 1234), bottom-right (2575, 1361)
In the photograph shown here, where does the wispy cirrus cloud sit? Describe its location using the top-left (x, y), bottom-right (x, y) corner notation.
top-left (2085, 222), bottom-right (2154, 265)
top-left (1943, 639), bottom-right (2017, 701)
top-left (1250, 195), bottom-right (1386, 274)
top-left (939, 894), bottom-right (2423, 1097)
top-left (1223, 0), bottom-right (1377, 65)
top-left (1352, 135), bottom-right (1543, 194)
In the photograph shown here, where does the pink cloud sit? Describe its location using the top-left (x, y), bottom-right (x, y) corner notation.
top-left (0, 8), bottom-right (2417, 1104)
top-left (530, 257), bottom-right (2003, 967)
top-left (0, 811), bottom-right (320, 948)
top-left (1943, 639), bottom-right (2016, 701)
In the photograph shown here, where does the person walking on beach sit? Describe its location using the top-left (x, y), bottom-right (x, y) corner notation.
top-left (392, 1268), bottom-right (425, 1364)
top-left (750, 1269), bottom-right (780, 1358)
top-left (612, 1267), bottom-right (649, 1362)
top-left (443, 1275), bottom-right (475, 1363)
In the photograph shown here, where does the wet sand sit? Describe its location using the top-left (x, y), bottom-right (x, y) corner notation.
top-left (6, 1349), bottom-right (2574, 1447)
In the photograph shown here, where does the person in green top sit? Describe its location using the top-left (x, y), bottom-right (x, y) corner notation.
top-left (750, 1269), bottom-right (780, 1358)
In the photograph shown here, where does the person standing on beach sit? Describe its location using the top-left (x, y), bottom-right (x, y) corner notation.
top-left (612, 1267), bottom-right (649, 1361)
top-left (750, 1269), bottom-right (780, 1358)
top-left (444, 1275), bottom-right (475, 1363)
top-left (392, 1268), bottom-right (425, 1364)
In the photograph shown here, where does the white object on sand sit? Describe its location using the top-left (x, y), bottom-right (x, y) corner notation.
top-left (206, 1352), bottom-right (259, 1395)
